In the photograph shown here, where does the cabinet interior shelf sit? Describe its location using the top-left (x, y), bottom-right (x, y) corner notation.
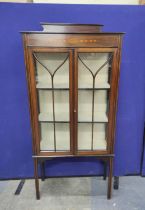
top-left (36, 83), bottom-right (110, 90)
top-left (39, 121), bottom-right (108, 123)
top-left (38, 112), bottom-right (108, 123)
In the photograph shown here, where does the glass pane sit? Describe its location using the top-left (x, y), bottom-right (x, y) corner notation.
top-left (78, 90), bottom-right (108, 122)
top-left (78, 52), bottom-right (112, 151)
top-left (40, 123), bottom-right (70, 151)
top-left (33, 52), bottom-right (70, 152)
top-left (78, 123), bottom-right (107, 150)
top-left (38, 90), bottom-right (69, 122)
top-left (78, 53), bottom-right (110, 88)
top-left (35, 53), bottom-right (69, 88)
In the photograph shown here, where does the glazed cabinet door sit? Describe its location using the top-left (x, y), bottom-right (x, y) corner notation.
top-left (28, 48), bottom-right (74, 156)
top-left (74, 48), bottom-right (118, 155)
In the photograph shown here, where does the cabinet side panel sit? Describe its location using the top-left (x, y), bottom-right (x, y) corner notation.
top-left (22, 34), bottom-right (37, 155)
top-left (110, 36), bottom-right (123, 154)
top-left (107, 36), bottom-right (123, 154)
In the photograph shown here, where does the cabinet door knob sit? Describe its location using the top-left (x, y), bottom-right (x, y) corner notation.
top-left (74, 109), bottom-right (76, 113)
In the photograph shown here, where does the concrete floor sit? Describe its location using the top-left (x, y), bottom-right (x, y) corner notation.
top-left (0, 176), bottom-right (145, 210)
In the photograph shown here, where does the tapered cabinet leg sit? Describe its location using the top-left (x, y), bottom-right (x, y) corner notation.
top-left (107, 158), bottom-right (113, 199)
top-left (34, 158), bottom-right (40, 200)
top-left (41, 161), bottom-right (45, 181)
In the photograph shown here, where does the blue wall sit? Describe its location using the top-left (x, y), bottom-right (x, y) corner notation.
top-left (0, 3), bottom-right (145, 179)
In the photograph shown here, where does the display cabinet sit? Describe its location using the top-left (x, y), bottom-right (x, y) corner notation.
top-left (21, 23), bottom-right (123, 199)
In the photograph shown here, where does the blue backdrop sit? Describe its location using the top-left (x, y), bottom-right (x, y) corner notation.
top-left (0, 3), bottom-right (145, 179)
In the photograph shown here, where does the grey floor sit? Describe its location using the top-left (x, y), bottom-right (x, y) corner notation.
top-left (0, 176), bottom-right (145, 210)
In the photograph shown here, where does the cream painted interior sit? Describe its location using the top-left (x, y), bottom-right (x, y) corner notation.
top-left (40, 123), bottom-right (70, 151)
top-left (77, 53), bottom-right (109, 150)
top-left (35, 52), bottom-right (109, 152)
top-left (36, 52), bottom-right (70, 151)
top-left (33, 0), bottom-right (139, 4)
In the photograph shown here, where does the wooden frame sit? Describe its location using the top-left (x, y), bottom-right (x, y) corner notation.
top-left (28, 47), bottom-right (74, 156)
top-left (139, 0), bottom-right (145, 4)
top-left (74, 47), bottom-right (118, 156)
top-left (21, 23), bottom-right (123, 200)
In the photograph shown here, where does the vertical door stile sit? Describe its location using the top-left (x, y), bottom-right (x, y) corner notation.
top-left (73, 49), bottom-right (78, 155)
top-left (69, 49), bottom-right (75, 155)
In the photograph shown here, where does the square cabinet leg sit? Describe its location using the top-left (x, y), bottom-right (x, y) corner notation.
top-left (40, 161), bottom-right (45, 181)
top-left (107, 158), bottom-right (113, 199)
top-left (34, 158), bottom-right (40, 200)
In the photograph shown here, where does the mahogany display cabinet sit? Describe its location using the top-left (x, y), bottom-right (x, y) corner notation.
top-left (21, 23), bottom-right (123, 199)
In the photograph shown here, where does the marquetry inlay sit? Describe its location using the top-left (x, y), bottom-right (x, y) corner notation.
top-left (63, 38), bottom-right (97, 44)
top-left (80, 39), bottom-right (97, 43)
